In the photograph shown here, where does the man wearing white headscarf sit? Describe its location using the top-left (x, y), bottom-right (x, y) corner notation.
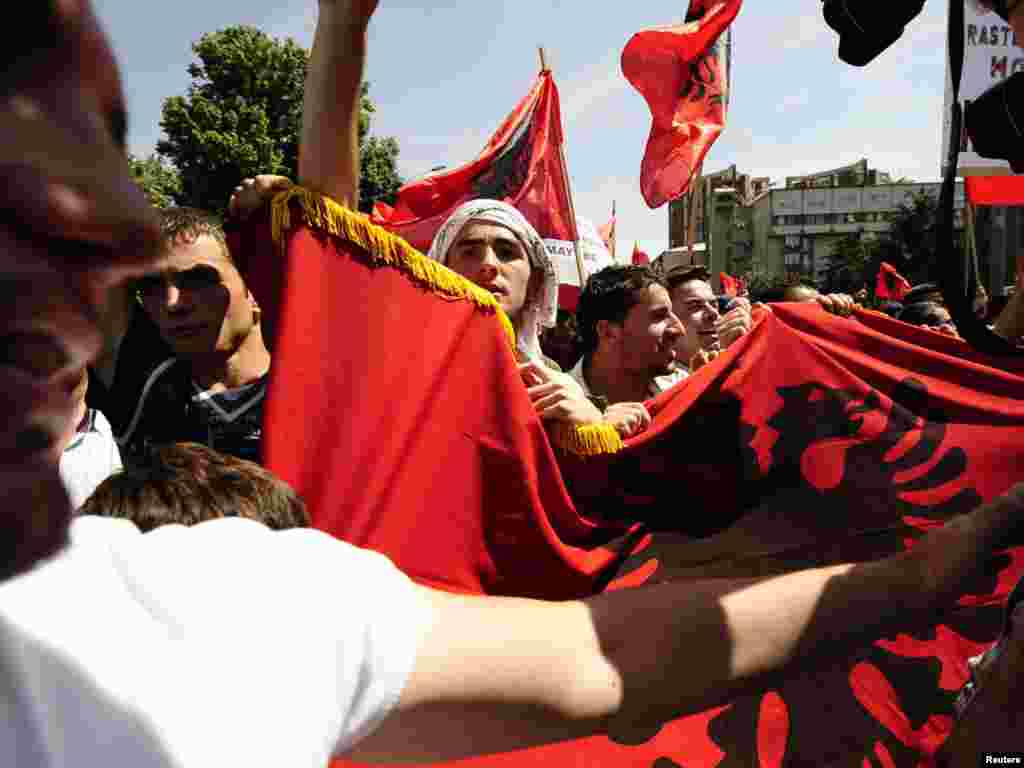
top-left (428, 200), bottom-right (650, 438)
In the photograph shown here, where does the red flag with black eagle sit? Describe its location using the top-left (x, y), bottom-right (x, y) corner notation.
top-left (239, 194), bottom-right (1024, 767)
top-left (622, 0), bottom-right (741, 208)
top-left (371, 70), bottom-right (578, 294)
top-left (877, 261), bottom-right (912, 301)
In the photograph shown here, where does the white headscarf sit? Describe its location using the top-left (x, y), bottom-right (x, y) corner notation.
top-left (427, 200), bottom-right (559, 362)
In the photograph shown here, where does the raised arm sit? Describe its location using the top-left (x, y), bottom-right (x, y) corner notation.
top-left (346, 484), bottom-right (1024, 763)
top-left (298, 0), bottom-right (378, 209)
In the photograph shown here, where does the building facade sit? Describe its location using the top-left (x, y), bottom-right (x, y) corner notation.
top-left (666, 159), bottom-right (967, 292)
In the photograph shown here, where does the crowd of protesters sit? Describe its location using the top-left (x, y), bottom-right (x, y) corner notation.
top-left (0, 0), bottom-right (1022, 765)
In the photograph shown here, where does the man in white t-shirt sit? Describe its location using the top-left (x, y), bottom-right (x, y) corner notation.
top-left (1, 2), bottom-right (1023, 766)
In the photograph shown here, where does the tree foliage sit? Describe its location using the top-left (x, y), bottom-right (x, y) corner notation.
top-left (129, 154), bottom-right (183, 209)
top-left (826, 232), bottom-right (879, 293)
top-left (157, 26), bottom-right (402, 214)
top-left (884, 191), bottom-right (942, 284)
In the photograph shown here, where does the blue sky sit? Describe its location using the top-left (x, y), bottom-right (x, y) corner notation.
top-left (95, 0), bottom-right (949, 256)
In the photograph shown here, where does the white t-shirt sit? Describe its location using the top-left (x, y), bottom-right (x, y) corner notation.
top-left (0, 516), bottom-right (426, 767)
top-left (59, 409), bottom-right (122, 510)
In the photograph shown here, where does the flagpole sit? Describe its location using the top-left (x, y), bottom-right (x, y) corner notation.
top-left (539, 46), bottom-right (587, 292)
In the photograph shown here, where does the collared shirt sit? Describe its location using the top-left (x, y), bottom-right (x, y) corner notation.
top-left (568, 359), bottom-right (688, 410)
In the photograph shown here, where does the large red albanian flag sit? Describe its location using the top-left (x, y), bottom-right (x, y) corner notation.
top-left (622, 0), bottom-right (742, 208)
top-left (371, 71), bottom-right (578, 255)
top-left (241, 195), bottom-right (1024, 767)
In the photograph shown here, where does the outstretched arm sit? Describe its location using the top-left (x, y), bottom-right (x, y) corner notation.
top-left (298, 0), bottom-right (378, 208)
top-left (346, 484), bottom-right (1023, 763)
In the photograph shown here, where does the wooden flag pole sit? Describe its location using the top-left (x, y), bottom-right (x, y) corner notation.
top-left (540, 46), bottom-right (587, 292)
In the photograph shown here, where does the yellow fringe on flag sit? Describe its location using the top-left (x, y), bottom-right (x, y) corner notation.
top-left (549, 422), bottom-right (624, 456)
top-left (269, 186), bottom-right (516, 347)
top-left (269, 186), bottom-right (621, 457)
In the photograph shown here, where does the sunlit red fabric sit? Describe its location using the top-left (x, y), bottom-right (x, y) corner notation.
top-left (239, 207), bottom-right (1024, 767)
top-left (877, 261), bottom-right (912, 301)
top-left (622, 0), bottom-right (742, 208)
top-left (370, 71), bottom-right (578, 253)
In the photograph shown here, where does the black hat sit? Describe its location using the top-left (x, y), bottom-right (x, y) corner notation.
top-left (823, 0), bottom-right (927, 67)
top-left (966, 73), bottom-right (1024, 173)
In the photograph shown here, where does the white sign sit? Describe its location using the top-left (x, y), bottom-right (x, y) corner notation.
top-left (543, 237), bottom-right (613, 288)
top-left (942, 1), bottom-right (1014, 174)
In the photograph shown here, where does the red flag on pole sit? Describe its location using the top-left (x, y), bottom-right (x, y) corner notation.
top-left (719, 272), bottom-right (739, 296)
top-left (622, 0), bottom-right (742, 209)
top-left (876, 261), bottom-right (912, 300)
top-left (371, 71), bottom-right (578, 253)
top-left (241, 196), bottom-right (1024, 768)
top-left (598, 203), bottom-right (616, 261)
top-left (632, 241), bottom-right (650, 266)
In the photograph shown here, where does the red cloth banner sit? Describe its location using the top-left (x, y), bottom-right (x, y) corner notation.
top-left (876, 261), bottom-right (912, 301)
top-left (720, 272), bottom-right (739, 296)
top-left (622, 0), bottom-right (742, 208)
top-left (632, 241), bottom-right (650, 266)
top-left (241, 203), bottom-right (1024, 767)
top-left (371, 71), bottom-right (578, 253)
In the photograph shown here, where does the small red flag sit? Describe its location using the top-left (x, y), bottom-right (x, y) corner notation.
top-left (876, 261), bottom-right (911, 301)
top-left (371, 71), bottom-right (578, 251)
top-left (598, 206), bottom-right (616, 261)
top-left (632, 241), bottom-right (650, 266)
top-left (622, 0), bottom-right (742, 208)
top-left (965, 175), bottom-right (1024, 206)
top-left (720, 272), bottom-right (739, 296)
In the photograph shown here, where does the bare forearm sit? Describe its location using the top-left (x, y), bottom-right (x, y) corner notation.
top-left (347, 487), bottom-right (1021, 763)
top-left (298, 3), bottom-right (368, 209)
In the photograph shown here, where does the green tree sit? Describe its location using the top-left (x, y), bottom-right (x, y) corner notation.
top-left (157, 26), bottom-right (401, 214)
top-left (826, 232), bottom-right (878, 293)
top-left (882, 191), bottom-right (945, 284)
top-left (129, 154), bottom-right (183, 209)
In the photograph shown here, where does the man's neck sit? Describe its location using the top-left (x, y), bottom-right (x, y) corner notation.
top-left (189, 332), bottom-right (271, 393)
top-left (584, 350), bottom-right (652, 405)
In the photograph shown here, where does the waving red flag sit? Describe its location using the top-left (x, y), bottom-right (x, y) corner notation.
top-left (371, 71), bottom-right (578, 256)
top-left (720, 271), bottom-right (739, 296)
top-left (240, 193), bottom-right (1024, 768)
top-left (876, 261), bottom-right (912, 300)
top-left (622, 0), bottom-right (742, 208)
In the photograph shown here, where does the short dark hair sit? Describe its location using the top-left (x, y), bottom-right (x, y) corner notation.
top-left (664, 265), bottom-right (711, 293)
top-left (903, 283), bottom-right (943, 306)
top-left (158, 207), bottom-right (231, 261)
top-left (79, 442), bottom-right (309, 531)
top-left (898, 301), bottom-right (949, 328)
top-left (576, 265), bottom-right (665, 361)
